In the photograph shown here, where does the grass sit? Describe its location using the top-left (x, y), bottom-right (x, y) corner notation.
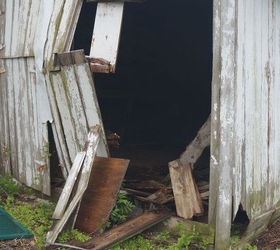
top-left (0, 174), bottom-right (90, 249)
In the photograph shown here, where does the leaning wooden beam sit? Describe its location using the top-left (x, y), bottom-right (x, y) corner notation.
top-left (52, 152), bottom-right (86, 220)
top-left (46, 126), bottom-right (101, 245)
top-left (79, 210), bottom-right (172, 250)
top-left (169, 160), bottom-right (204, 219)
top-left (179, 115), bottom-right (211, 168)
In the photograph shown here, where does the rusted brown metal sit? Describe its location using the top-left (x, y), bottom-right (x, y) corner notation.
top-left (75, 156), bottom-right (130, 233)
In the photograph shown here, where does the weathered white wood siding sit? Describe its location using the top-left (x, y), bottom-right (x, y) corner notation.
top-left (210, 0), bottom-right (280, 248)
top-left (0, 0), bottom-right (108, 194)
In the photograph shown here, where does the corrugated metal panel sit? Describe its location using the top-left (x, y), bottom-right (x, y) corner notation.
top-left (210, 0), bottom-right (280, 248)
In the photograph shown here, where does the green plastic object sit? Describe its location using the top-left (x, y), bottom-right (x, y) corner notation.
top-left (0, 206), bottom-right (33, 240)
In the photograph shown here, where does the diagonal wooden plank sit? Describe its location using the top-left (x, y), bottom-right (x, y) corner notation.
top-left (46, 126), bottom-right (101, 245)
top-left (52, 151), bottom-right (86, 220)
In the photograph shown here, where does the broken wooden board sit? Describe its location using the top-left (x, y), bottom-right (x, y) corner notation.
top-left (46, 126), bottom-right (100, 245)
top-left (52, 152), bottom-right (86, 220)
top-left (75, 157), bottom-right (129, 233)
top-left (90, 2), bottom-right (124, 72)
top-left (135, 188), bottom-right (174, 205)
top-left (79, 210), bottom-right (172, 250)
top-left (168, 160), bottom-right (203, 219)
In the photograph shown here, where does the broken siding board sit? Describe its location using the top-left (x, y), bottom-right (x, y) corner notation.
top-left (45, 74), bottom-right (72, 174)
top-left (4, 0), bottom-right (13, 57)
top-left (73, 57), bottom-right (109, 157)
top-left (213, 0), bottom-right (236, 249)
top-left (46, 126), bottom-right (101, 245)
top-left (90, 2), bottom-right (124, 72)
top-left (50, 72), bottom-right (80, 162)
top-left (52, 0), bottom-right (83, 54)
top-left (52, 151), bottom-right (86, 220)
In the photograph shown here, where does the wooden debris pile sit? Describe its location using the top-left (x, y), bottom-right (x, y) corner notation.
top-left (46, 125), bottom-right (172, 249)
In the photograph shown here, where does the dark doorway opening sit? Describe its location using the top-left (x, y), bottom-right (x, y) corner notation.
top-left (74, 0), bottom-right (212, 217)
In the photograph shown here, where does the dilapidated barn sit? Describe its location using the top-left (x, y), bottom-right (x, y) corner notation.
top-left (0, 0), bottom-right (280, 249)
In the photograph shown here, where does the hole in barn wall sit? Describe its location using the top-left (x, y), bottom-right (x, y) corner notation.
top-left (232, 204), bottom-right (250, 237)
top-left (47, 122), bottom-right (64, 197)
top-left (74, 0), bottom-right (212, 219)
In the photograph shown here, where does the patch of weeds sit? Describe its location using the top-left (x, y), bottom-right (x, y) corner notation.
top-left (3, 196), bottom-right (55, 249)
top-left (106, 192), bottom-right (135, 228)
top-left (58, 229), bottom-right (91, 244)
top-left (0, 173), bottom-right (20, 197)
top-left (245, 244), bottom-right (257, 250)
top-left (110, 235), bottom-right (155, 250)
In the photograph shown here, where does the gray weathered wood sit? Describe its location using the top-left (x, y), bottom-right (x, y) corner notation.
top-left (180, 115), bottom-right (211, 168)
top-left (52, 151), bottom-right (86, 220)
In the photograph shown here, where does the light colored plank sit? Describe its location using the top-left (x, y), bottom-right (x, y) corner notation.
top-left (90, 2), bottom-right (124, 72)
top-left (52, 151), bottom-right (86, 219)
top-left (46, 126), bottom-right (100, 245)
top-left (169, 160), bottom-right (203, 219)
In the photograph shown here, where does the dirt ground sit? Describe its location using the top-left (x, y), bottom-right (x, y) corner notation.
top-left (255, 219), bottom-right (280, 250)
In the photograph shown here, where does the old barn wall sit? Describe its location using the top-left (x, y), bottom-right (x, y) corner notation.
top-left (0, 0), bottom-right (107, 194)
top-left (210, 0), bottom-right (280, 248)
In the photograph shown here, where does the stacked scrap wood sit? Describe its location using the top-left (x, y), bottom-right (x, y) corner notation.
top-left (124, 180), bottom-right (174, 206)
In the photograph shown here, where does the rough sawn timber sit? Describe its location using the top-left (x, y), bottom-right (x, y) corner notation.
top-left (79, 210), bottom-right (172, 250)
top-left (169, 160), bottom-right (203, 219)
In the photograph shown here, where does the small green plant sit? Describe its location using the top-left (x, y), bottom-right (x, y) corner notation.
top-left (0, 173), bottom-right (20, 197)
top-left (110, 235), bottom-right (154, 250)
top-left (4, 198), bottom-right (55, 249)
top-left (107, 192), bottom-right (135, 228)
top-left (58, 229), bottom-right (91, 244)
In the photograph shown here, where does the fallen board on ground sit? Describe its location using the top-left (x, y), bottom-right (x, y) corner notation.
top-left (0, 207), bottom-right (33, 240)
top-left (75, 156), bottom-right (130, 233)
top-left (79, 210), bottom-right (172, 250)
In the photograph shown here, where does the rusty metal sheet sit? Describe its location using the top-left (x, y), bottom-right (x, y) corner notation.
top-left (75, 156), bottom-right (129, 233)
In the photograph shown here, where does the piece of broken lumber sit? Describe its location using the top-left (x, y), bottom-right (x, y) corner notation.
top-left (179, 115), bottom-right (211, 168)
top-left (52, 152), bottom-right (86, 220)
top-left (78, 210), bottom-right (172, 250)
top-left (46, 126), bottom-right (101, 245)
top-left (135, 188), bottom-right (174, 205)
top-left (168, 160), bottom-right (204, 219)
top-left (75, 156), bottom-right (129, 233)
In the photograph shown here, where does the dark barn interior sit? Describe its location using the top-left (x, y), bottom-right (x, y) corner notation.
top-left (73, 0), bottom-right (212, 214)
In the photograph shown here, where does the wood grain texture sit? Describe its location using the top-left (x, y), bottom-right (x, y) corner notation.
top-left (169, 160), bottom-right (203, 219)
top-left (75, 156), bottom-right (129, 233)
top-left (79, 210), bottom-right (172, 250)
